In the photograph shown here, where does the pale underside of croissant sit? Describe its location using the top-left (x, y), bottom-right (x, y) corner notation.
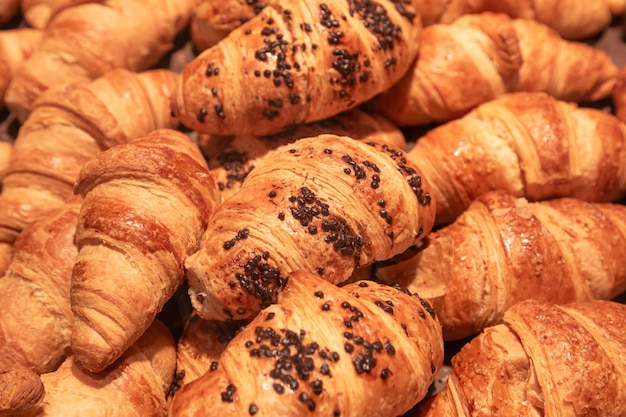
top-left (4, 0), bottom-right (196, 122)
top-left (17, 319), bottom-right (177, 417)
top-left (0, 197), bottom-right (81, 375)
top-left (415, 299), bottom-right (626, 417)
top-left (0, 68), bottom-right (179, 245)
top-left (0, 28), bottom-right (43, 110)
top-left (415, 0), bottom-right (626, 39)
top-left (364, 13), bottom-right (619, 127)
top-left (173, 0), bottom-right (422, 135)
top-left (200, 108), bottom-right (406, 200)
top-left (406, 92), bottom-right (626, 225)
top-left (71, 129), bottom-right (221, 373)
top-left (171, 270), bottom-right (444, 417)
top-left (185, 134), bottom-right (436, 321)
top-left (376, 191), bottom-right (626, 340)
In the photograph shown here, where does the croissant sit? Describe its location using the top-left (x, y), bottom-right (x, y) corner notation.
top-left (0, 365), bottom-right (44, 417)
top-left (15, 319), bottom-right (177, 417)
top-left (414, 299), bottom-right (626, 417)
top-left (415, 0), bottom-right (626, 39)
top-left (375, 190), bottom-right (626, 340)
top-left (71, 128), bottom-right (221, 372)
top-left (171, 270), bottom-right (444, 417)
top-left (21, 0), bottom-right (101, 29)
top-left (0, 0), bottom-right (20, 25)
top-left (0, 68), bottom-right (178, 245)
top-left (0, 29), bottom-right (43, 109)
top-left (201, 108), bottom-right (406, 200)
top-left (405, 91), bottom-right (626, 225)
top-left (173, 315), bottom-right (248, 393)
top-left (364, 13), bottom-right (620, 127)
top-left (173, 0), bottom-right (423, 136)
top-left (185, 133), bottom-right (436, 321)
top-left (4, 0), bottom-right (195, 122)
top-left (0, 197), bottom-right (81, 374)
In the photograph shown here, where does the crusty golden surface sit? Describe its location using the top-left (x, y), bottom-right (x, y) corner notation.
top-left (201, 108), bottom-right (406, 201)
top-left (415, 0), bottom-right (625, 39)
top-left (0, 68), bottom-right (179, 245)
top-left (365, 13), bottom-right (619, 126)
top-left (0, 197), bottom-right (81, 374)
top-left (171, 271), bottom-right (444, 417)
top-left (415, 299), bottom-right (626, 416)
top-left (186, 134), bottom-right (436, 321)
top-left (21, 0), bottom-right (99, 29)
top-left (4, 0), bottom-right (195, 121)
top-left (0, 365), bottom-right (44, 416)
top-left (173, 0), bottom-right (422, 135)
top-left (18, 320), bottom-right (176, 417)
top-left (406, 92), bottom-right (626, 225)
top-left (71, 129), bottom-right (221, 373)
top-left (376, 191), bottom-right (626, 340)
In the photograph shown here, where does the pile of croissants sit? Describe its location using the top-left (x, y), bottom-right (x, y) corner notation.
top-left (1, 0), bottom-right (626, 416)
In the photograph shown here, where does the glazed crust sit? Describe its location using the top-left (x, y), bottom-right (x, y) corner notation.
top-left (407, 91), bottom-right (626, 225)
top-left (173, 0), bottom-right (422, 135)
top-left (186, 134), bottom-right (436, 321)
top-left (171, 271), bottom-right (444, 417)
top-left (365, 13), bottom-right (619, 126)
top-left (71, 129), bottom-right (221, 373)
top-left (0, 69), bottom-right (179, 245)
top-left (376, 191), bottom-right (626, 340)
top-left (416, 299), bottom-right (626, 417)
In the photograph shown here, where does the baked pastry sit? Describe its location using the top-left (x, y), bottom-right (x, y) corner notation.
top-left (171, 270), bottom-right (444, 417)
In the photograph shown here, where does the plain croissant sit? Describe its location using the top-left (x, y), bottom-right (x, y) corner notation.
top-left (21, 0), bottom-right (99, 29)
top-left (0, 28), bottom-right (42, 110)
top-left (406, 91), bottom-right (626, 225)
top-left (0, 365), bottom-right (44, 416)
top-left (415, 0), bottom-right (626, 39)
top-left (185, 134), bottom-right (436, 321)
top-left (376, 190), bottom-right (626, 340)
top-left (71, 128), bottom-right (221, 373)
top-left (171, 270), bottom-right (444, 417)
top-left (613, 65), bottom-right (626, 124)
top-left (16, 319), bottom-right (177, 417)
top-left (0, 197), bottom-right (81, 374)
top-left (173, 0), bottom-right (422, 135)
top-left (414, 299), bottom-right (626, 416)
top-left (364, 13), bottom-right (619, 127)
top-left (4, 0), bottom-right (195, 121)
top-left (0, 68), bottom-right (179, 245)
top-left (200, 108), bottom-right (406, 200)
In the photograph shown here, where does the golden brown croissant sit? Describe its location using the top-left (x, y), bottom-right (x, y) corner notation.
top-left (4, 0), bottom-right (195, 122)
top-left (71, 128), bottom-right (221, 373)
top-left (0, 365), bottom-right (44, 417)
top-left (201, 108), bottom-right (406, 200)
top-left (414, 299), bottom-right (626, 417)
top-left (173, 0), bottom-right (422, 136)
top-left (17, 319), bottom-right (177, 417)
top-left (0, 29), bottom-right (43, 110)
top-left (186, 133), bottom-right (436, 321)
top-left (375, 191), bottom-right (626, 340)
top-left (415, 0), bottom-right (626, 39)
top-left (21, 0), bottom-right (103, 29)
top-left (364, 13), bottom-right (620, 127)
top-left (613, 65), bottom-right (626, 124)
top-left (0, 68), bottom-right (178, 245)
top-left (0, 141), bottom-right (12, 184)
top-left (171, 270), bottom-right (444, 417)
top-left (0, 197), bottom-right (81, 374)
top-left (173, 315), bottom-right (248, 392)
top-left (405, 92), bottom-right (626, 225)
